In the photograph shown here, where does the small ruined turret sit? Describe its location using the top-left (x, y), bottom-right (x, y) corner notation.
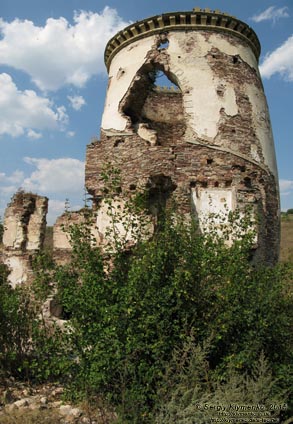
top-left (2, 191), bottom-right (48, 287)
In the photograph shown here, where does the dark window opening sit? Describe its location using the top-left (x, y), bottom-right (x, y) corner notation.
top-left (232, 164), bottom-right (246, 172)
top-left (244, 177), bottom-right (252, 188)
top-left (114, 139), bottom-right (124, 147)
top-left (207, 158), bottom-right (213, 165)
top-left (214, 181), bottom-right (219, 188)
top-left (146, 175), bottom-right (177, 223)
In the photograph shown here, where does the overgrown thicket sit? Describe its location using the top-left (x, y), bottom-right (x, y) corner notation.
top-left (0, 174), bottom-right (292, 423)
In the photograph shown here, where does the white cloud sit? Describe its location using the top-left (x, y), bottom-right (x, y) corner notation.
top-left (0, 170), bottom-right (25, 218)
top-left (279, 179), bottom-right (293, 195)
top-left (0, 8), bottom-right (130, 91)
top-left (0, 73), bottom-right (68, 137)
top-left (47, 199), bottom-right (67, 225)
top-left (49, 199), bottom-right (68, 214)
top-left (67, 131), bottom-right (75, 137)
top-left (47, 199), bottom-right (83, 224)
top-left (27, 129), bottom-right (42, 139)
top-left (0, 170), bottom-right (24, 198)
top-left (0, 161), bottom-right (85, 224)
top-left (68, 95), bottom-right (86, 110)
top-left (0, 170), bottom-right (24, 184)
top-left (22, 157), bottom-right (85, 195)
top-left (260, 35), bottom-right (293, 81)
top-left (251, 6), bottom-right (289, 23)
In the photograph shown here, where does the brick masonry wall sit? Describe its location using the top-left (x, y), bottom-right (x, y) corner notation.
top-left (86, 132), bottom-right (279, 264)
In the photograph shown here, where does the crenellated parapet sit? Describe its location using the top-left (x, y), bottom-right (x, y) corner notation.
top-left (104, 8), bottom-right (260, 70)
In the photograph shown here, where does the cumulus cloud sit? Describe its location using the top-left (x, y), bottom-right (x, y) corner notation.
top-left (0, 160), bottom-right (85, 224)
top-left (68, 95), bottom-right (86, 110)
top-left (279, 179), bottom-right (293, 195)
top-left (22, 157), bottom-right (85, 194)
top-left (0, 8), bottom-right (130, 91)
top-left (251, 6), bottom-right (289, 23)
top-left (0, 73), bottom-right (68, 137)
top-left (0, 170), bottom-right (25, 218)
top-left (47, 199), bottom-right (83, 224)
top-left (0, 170), bottom-right (24, 186)
top-left (260, 36), bottom-right (293, 81)
top-left (27, 129), bottom-right (42, 139)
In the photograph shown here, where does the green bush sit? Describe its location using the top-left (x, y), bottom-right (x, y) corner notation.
top-left (0, 258), bottom-right (68, 383)
top-left (53, 211), bottom-right (292, 422)
top-left (155, 339), bottom-right (288, 423)
top-left (0, 171), bottom-right (292, 422)
top-left (0, 264), bottom-right (30, 376)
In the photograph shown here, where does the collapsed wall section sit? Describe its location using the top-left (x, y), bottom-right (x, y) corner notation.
top-left (2, 191), bottom-right (48, 287)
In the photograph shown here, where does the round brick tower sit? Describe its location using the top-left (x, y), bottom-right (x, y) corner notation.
top-left (86, 8), bottom-right (280, 263)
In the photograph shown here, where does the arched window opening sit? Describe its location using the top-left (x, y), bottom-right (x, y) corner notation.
top-left (120, 64), bottom-right (185, 146)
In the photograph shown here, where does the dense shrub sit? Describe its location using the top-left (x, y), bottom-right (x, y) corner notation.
top-left (0, 176), bottom-right (292, 422)
top-left (154, 340), bottom-right (288, 424)
top-left (0, 264), bottom-right (34, 378)
top-left (53, 211), bottom-right (292, 422)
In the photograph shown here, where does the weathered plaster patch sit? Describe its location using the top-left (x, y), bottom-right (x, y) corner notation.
top-left (244, 83), bottom-right (278, 178)
top-left (4, 256), bottom-right (28, 288)
top-left (168, 32), bottom-right (239, 139)
top-left (101, 36), bottom-right (155, 131)
top-left (3, 218), bottom-right (25, 250)
top-left (191, 187), bottom-right (235, 227)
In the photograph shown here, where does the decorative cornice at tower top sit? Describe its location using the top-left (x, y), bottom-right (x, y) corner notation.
top-left (104, 8), bottom-right (261, 70)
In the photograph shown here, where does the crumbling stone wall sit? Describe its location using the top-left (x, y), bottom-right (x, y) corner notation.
top-left (2, 191), bottom-right (48, 287)
top-left (86, 8), bottom-right (280, 264)
top-left (53, 211), bottom-right (91, 265)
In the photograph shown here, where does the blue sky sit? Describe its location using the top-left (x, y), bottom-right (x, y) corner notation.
top-left (0, 0), bottom-right (292, 224)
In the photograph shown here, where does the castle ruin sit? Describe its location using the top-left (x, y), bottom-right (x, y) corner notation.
top-left (2, 8), bottom-right (280, 286)
top-left (86, 7), bottom-right (280, 264)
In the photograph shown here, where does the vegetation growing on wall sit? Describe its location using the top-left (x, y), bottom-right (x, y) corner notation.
top-left (0, 172), bottom-right (292, 423)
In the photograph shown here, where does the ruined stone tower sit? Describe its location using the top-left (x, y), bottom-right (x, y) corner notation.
top-left (2, 192), bottom-right (48, 286)
top-left (86, 8), bottom-right (280, 263)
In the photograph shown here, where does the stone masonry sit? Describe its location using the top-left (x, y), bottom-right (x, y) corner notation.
top-left (85, 8), bottom-right (280, 264)
top-left (2, 191), bottom-right (48, 287)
